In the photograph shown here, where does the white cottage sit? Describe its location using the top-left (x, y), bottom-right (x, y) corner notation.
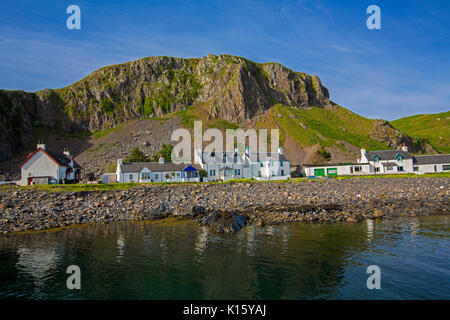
top-left (20, 144), bottom-right (81, 185)
top-left (115, 157), bottom-right (201, 183)
top-left (304, 145), bottom-right (450, 177)
top-left (195, 147), bottom-right (291, 181)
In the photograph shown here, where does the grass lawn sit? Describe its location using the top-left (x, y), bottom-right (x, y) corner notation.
top-left (3, 172), bottom-right (447, 193)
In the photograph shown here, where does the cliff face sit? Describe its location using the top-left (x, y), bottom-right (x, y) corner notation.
top-left (0, 54), bottom-right (433, 162)
top-left (0, 54), bottom-right (333, 160)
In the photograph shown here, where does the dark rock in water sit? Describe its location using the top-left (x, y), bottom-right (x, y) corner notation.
top-left (199, 211), bottom-right (247, 233)
top-left (149, 203), bottom-right (167, 218)
top-left (192, 205), bottom-right (206, 216)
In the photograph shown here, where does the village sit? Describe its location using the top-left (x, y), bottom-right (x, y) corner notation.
top-left (16, 142), bottom-right (450, 186)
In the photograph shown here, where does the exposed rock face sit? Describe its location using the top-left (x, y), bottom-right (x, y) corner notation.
top-left (0, 54), bottom-right (332, 161)
top-left (369, 120), bottom-right (437, 153)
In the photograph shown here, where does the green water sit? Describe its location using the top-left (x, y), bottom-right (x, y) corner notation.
top-left (0, 216), bottom-right (449, 299)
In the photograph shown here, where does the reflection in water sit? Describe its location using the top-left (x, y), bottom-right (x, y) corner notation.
top-left (16, 245), bottom-right (59, 299)
top-left (366, 219), bottom-right (374, 243)
top-left (0, 216), bottom-right (448, 300)
top-left (194, 226), bottom-right (208, 257)
top-left (116, 234), bottom-right (125, 263)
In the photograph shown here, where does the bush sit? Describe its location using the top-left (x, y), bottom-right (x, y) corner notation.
top-left (151, 144), bottom-right (173, 162)
top-left (124, 147), bottom-right (149, 163)
top-left (100, 98), bottom-right (114, 114)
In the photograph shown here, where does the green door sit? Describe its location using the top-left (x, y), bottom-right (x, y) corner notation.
top-left (314, 168), bottom-right (326, 177)
top-left (327, 168), bottom-right (338, 177)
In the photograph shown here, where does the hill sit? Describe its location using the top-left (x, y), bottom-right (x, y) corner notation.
top-left (0, 54), bottom-right (438, 179)
top-left (390, 111), bottom-right (450, 153)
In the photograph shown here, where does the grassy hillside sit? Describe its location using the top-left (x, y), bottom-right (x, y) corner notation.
top-left (390, 111), bottom-right (450, 153)
top-left (255, 104), bottom-right (389, 151)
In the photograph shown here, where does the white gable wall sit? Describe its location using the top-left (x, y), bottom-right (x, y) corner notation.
top-left (20, 150), bottom-right (61, 185)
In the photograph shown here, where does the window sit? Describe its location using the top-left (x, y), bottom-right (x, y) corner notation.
top-left (141, 172), bottom-right (151, 180)
top-left (281, 170), bottom-right (284, 176)
top-left (129, 174), bottom-right (133, 180)
top-left (176, 172), bottom-right (180, 177)
top-left (258, 171), bottom-right (261, 177)
top-left (234, 169), bottom-right (240, 176)
top-left (397, 166), bottom-right (404, 172)
top-left (434, 165), bottom-right (438, 172)
top-left (260, 163), bottom-right (264, 167)
top-left (444, 165), bottom-right (450, 171)
top-left (396, 153), bottom-right (403, 162)
top-left (155, 174), bottom-right (159, 180)
top-left (354, 166), bottom-right (362, 172)
top-left (373, 155), bottom-right (379, 162)
top-left (375, 167), bottom-right (380, 172)
top-left (386, 167), bottom-right (393, 171)
top-left (414, 166), bottom-right (419, 172)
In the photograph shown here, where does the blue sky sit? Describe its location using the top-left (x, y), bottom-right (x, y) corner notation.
top-left (0, 0), bottom-right (449, 120)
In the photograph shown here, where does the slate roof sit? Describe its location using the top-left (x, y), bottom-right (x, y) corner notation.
top-left (365, 150), bottom-right (413, 161)
top-left (46, 150), bottom-right (81, 169)
top-left (201, 151), bottom-right (243, 164)
top-left (247, 152), bottom-right (288, 162)
top-left (120, 162), bottom-right (201, 173)
top-left (413, 154), bottom-right (450, 165)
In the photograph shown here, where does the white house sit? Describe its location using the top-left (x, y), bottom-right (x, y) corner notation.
top-left (303, 144), bottom-right (450, 177)
top-left (115, 156), bottom-right (201, 183)
top-left (303, 163), bottom-right (371, 178)
top-left (195, 147), bottom-right (291, 181)
top-left (411, 154), bottom-right (450, 174)
top-left (20, 143), bottom-right (81, 185)
top-left (196, 149), bottom-right (252, 181)
top-left (246, 147), bottom-right (291, 181)
top-left (359, 145), bottom-right (414, 174)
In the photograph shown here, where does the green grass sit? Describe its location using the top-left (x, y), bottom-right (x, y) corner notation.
top-left (92, 123), bottom-right (126, 139)
top-left (390, 111), bottom-right (450, 153)
top-left (335, 172), bottom-right (450, 179)
top-left (257, 104), bottom-right (389, 151)
top-left (7, 172), bottom-right (448, 193)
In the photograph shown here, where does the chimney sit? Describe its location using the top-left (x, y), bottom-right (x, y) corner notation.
top-left (401, 143), bottom-right (408, 152)
top-left (359, 147), bottom-right (366, 163)
top-left (63, 148), bottom-right (70, 157)
top-left (37, 140), bottom-right (46, 151)
top-left (159, 156), bottom-right (164, 164)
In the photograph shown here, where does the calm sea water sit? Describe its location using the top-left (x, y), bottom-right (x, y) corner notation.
top-left (0, 216), bottom-right (448, 300)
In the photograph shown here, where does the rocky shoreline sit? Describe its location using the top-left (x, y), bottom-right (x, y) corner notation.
top-left (0, 177), bottom-right (449, 234)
